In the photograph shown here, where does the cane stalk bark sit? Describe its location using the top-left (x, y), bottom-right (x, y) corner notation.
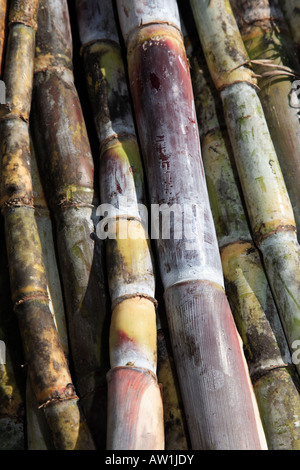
top-left (26, 138), bottom-right (69, 450)
top-left (30, 0), bottom-right (110, 448)
top-left (190, 0), bottom-right (300, 381)
top-left (182, 15), bottom-right (300, 448)
top-left (0, 0), bottom-right (95, 450)
top-left (76, 0), bottom-right (164, 450)
top-left (230, 0), bottom-right (300, 240)
top-left (0, 220), bottom-right (25, 450)
top-left (116, 0), bottom-right (267, 450)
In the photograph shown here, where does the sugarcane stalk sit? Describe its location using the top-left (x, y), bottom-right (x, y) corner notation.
top-left (75, 0), bottom-right (164, 450)
top-left (279, 0), bottom-right (300, 51)
top-left (25, 137), bottom-right (69, 450)
top-left (190, 0), bottom-right (300, 381)
top-left (30, 137), bottom-right (68, 356)
top-left (0, 334), bottom-right (25, 450)
top-left (182, 14), bottom-right (300, 448)
top-left (0, 218), bottom-right (25, 450)
top-left (0, 0), bottom-right (95, 450)
top-left (230, 0), bottom-right (300, 240)
top-left (30, 0), bottom-right (110, 448)
top-left (115, 0), bottom-right (267, 450)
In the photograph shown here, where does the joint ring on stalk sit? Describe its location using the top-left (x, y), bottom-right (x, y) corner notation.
top-left (250, 363), bottom-right (292, 384)
top-left (38, 383), bottom-right (78, 409)
top-left (2, 197), bottom-right (35, 208)
top-left (111, 293), bottom-right (158, 311)
top-left (14, 292), bottom-right (50, 308)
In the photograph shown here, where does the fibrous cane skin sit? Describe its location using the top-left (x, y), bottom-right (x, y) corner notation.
top-left (116, 0), bottom-right (267, 450)
top-left (230, 0), bottom-right (300, 240)
top-left (31, 0), bottom-right (109, 448)
top-left (182, 14), bottom-right (300, 449)
top-left (76, 0), bottom-right (164, 449)
top-left (25, 138), bottom-right (69, 450)
top-left (30, 139), bottom-right (68, 357)
top-left (0, 0), bottom-right (95, 449)
top-left (0, 220), bottom-right (25, 450)
top-left (190, 0), bottom-right (300, 381)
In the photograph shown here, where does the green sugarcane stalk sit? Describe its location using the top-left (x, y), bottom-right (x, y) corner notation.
top-left (0, 0), bottom-right (95, 450)
top-left (116, 0), bottom-right (267, 450)
top-left (190, 0), bottom-right (300, 381)
top-left (30, 0), bottom-right (110, 448)
top-left (76, 0), bottom-right (165, 450)
top-left (182, 12), bottom-right (300, 448)
top-left (230, 0), bottom-right (300, 241)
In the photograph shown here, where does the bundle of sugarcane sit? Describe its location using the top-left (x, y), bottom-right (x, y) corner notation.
top-left (181, 12), bottom-right (300, 448)
top-left (279, 0), bottom-right (300, 51)
top-left (0, 0), bottom-right (95, 450)
top-left (25, 137), bottom-right (69, 450)
top-left (75, 0), bottom-right (164, 449)
top-left (0, 0), bottom-right (7, 77)
top-left (190, 0), bottom-right (300, 382)
top-left (115, 0), bottom-right (267, 450)
top-left (230, 0), bottom-right (300, 240)
top-left (30, 0), bottom-right (110, 448)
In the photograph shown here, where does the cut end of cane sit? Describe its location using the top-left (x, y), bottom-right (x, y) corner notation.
top-left (106, 366), bottom-right (164, 450)
top-left (42, 397), bottom-right (96, 450)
